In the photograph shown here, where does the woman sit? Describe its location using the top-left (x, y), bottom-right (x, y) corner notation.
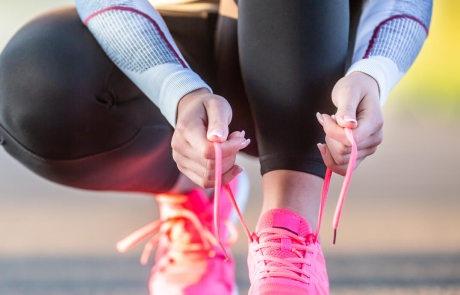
top-left (0, 0), bottom-right (432, 294)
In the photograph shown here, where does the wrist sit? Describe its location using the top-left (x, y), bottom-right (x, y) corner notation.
top-left (349, 71), bottom-right (379, 94)
top-left (176, 88), bottom-right (210, 124)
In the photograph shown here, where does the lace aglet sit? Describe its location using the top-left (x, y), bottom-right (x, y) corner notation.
top-left (332, 229), bottom-right (337, 245)
top-left (219, 242), bottom-right (229, 262)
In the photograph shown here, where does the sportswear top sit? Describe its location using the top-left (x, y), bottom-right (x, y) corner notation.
top-left (75, 0), bottom-right (432, 127)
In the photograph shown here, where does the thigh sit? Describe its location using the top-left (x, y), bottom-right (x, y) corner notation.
top-left (214, 12), bottom-right (258, 157)
top-left (237, 0), bottom-right (350, 176)
top-left (0, 7), bottom-right (179, 193)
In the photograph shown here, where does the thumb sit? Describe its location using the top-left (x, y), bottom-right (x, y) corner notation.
top-left (333, 86), bottom-right (361, 129)
top-left (205, 98), bottom-right (232, 143)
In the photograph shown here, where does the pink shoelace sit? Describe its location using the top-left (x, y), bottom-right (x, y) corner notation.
top-left (117, 127), bottom-right (357, 269)
top-left (213, 127), bottom-right (358, 260)
top-left (116, 195), bottom-right (238, 265)
top-left (252, 228), bottom-right (315, 284)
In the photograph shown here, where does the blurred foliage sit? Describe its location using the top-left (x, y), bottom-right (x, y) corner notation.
top-left (391, 0), bottom-right (460, 114)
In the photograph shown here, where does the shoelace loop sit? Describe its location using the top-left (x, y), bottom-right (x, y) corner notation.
top-left (116, 202), bottom-right (238, 265)
top-left (117, 127), bottom-right (356, 269)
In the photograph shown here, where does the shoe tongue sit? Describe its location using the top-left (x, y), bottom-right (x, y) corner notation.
top-left (157, 189), bottom-right (209, 218)
top-left (256, 209), bottom-right (313, 238)
top-left (256, 209), bottom-right (313, 271)
top-left (157, 189), bottom-right (211, 246)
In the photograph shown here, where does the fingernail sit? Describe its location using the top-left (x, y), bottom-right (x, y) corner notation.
top-left (316, 112), bottom-right (324, 125)
top-left (210, 129), bottom-right (224, 138)
top-left (344, 115), bottom-right (357, 123)
top-left (331, 114), bottom-right (336, 120)
top-left (317, 143), bottom-right (326, 156)
top-left (233, 165), bottom-right (244, 176)
top-left (239, 130), bottom-right (245, 138)
top-left (240, 138), bottom-right (251, 149)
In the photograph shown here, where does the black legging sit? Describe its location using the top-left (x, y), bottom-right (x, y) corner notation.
top-left (0, 1), bottom-right (358, 194)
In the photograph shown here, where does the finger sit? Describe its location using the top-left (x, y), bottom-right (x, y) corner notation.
top-left (205, 97), bottom-right (233, 142)
top-left (173, 147), bottom-right (236, 175)
top-left (228, 130), bottom-right (245, 139)
top-left (326, 143), bottom-right (378, 166)
top-left (173, 152), bottom-right (235, 181)
top-left (179, 127), bottom-right (246, 161)
top-left (220, 136), bottom-right (250, 158)
top-left (332, 81), bottom-right (361, 128)
top-left (320, 113), bottom-right (351, 146)
top-left (317, 143), bottom-right (338, 171)
top-left (222, 164), bottom-right (244, 186)
top-left (317, 143), bottom-right (364, 176)
top-left (325, 136), bottom-right (346, 165)
top-left (325, 129), bottom-right (383, 155)
top-left (176, 117), bottom-right (216, 160)
top-left (172, 132), bottom-right (214, 165)
top-left (353, 95), bottom-right (384, 144)
top-left (176, 165), bottom-right (215, 189)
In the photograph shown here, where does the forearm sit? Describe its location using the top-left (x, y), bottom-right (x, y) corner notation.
top-left (75, 0), bottom-right (212, 126)
top-left (347, 0), bottom-right (433, 106)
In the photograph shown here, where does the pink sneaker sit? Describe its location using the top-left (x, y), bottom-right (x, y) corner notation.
top-left (116, 171), bottom-right (250, 295)
top-left (242, 128), bottom-right (358, 295)
top-left (208, 129), bottom-right (358, 295)
top-left (248, 209), bottom-right (329, 295)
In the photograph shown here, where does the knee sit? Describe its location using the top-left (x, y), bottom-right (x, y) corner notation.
top-left (0, 7), bottom-right (123, 160)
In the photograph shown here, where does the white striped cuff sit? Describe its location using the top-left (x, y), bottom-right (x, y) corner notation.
top-left (159, 69), bottom-right (212, 127)
top-left (346, 56), bottom-right (401, 107)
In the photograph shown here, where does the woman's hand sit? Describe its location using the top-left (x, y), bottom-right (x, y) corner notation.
top-left (172, 88), bottom-right (250, 188)
top-left (316, 72), bottom-right (384, 175)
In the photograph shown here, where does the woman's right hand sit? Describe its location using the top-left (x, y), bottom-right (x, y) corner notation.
top-left (172, 88), bottom-right (250, 188)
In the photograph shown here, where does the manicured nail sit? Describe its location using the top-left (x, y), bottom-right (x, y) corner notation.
top-left (210, 129), bottom-right (224, 138)
top-left (233, 165), bottom-right (244, 176)
top-left (343, 115), bottom-right (357, 123)
top-left (331, 114), bottom-right (336, 120)
top-left (317, 143), bottom-right (326, 156)
top-left (239, 130), bottom-right (246, 138)
top-left (316, 112), bottom-right (324, 125)
top-left (240, 138), bottom-right (251, 149)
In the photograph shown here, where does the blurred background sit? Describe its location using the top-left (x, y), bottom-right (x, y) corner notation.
top-left (0, 0), bottom-right (459, 294)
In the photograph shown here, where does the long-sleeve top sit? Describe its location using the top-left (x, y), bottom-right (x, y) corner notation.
top-left (75, 0), bottom-right (433, 127)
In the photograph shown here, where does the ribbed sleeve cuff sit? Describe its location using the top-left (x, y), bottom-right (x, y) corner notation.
top-left (159, 69), bottom-right (212, 127)
top-left (345, 57), bottom-right (399, 107)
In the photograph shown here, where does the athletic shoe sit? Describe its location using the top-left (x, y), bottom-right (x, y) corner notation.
top-left (211, 128), bottom-right (358, 295)
top-left (247, 208), bottom-right (329, 295)
top-left (116, 170), bottom-right (250, 295)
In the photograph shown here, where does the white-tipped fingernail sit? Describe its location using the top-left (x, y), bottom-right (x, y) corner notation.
top-left (331, 114), bottom-right (336, 119)
top-left (210, 129), bottom-right (224, 138)
top-left (317, 143), bottom-right (326, 156)
top-left (240, 130), bottom-right (246, 138)
top-left (240, 138), bottom-right (251, 149)
top-left (344, 115), bottom-right (357, 123)
top-left (316, 112), bottom-right (324, 124)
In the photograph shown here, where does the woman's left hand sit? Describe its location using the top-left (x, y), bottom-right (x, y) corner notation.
top-left (316, 72), bottom-right (384, 176)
